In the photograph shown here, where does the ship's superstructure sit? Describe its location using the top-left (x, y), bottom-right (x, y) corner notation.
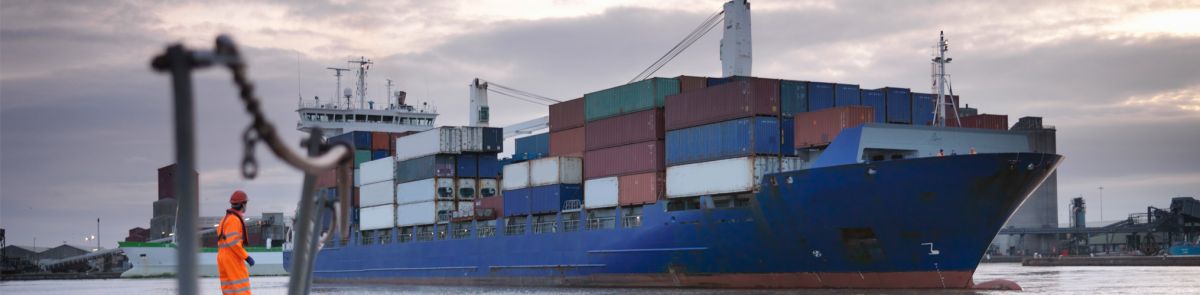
top-left (297, 57), bottom-right (438, 137)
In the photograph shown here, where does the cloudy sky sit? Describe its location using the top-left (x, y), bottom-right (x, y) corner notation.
top-left (1, 0), bottom-right (1197, 249)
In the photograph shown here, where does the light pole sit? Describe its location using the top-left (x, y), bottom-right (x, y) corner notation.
top-left (1097, 187), bottom-right (1104, 225)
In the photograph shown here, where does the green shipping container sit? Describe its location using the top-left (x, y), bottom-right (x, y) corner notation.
top-left (354, 150), bottom-right (372, 166)
top-left (780, 80), bottom-right (808, 117)
top-left (584, 77), bottom-right (680, 121)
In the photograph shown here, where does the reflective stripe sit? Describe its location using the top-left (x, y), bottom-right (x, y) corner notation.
top-left (222, 286), bottom-right (251, 294)
top-left (218, 238), bottom-right (243, 249)
top-left (224, 231), bottom-right (241, 239)
top-left (220, 278), bottom-right (249, 286)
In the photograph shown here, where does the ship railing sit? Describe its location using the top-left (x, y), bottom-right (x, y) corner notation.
top-left (562, 220), bottom-right (580, 232)
top-left (477, 225), bottom-right (496, 238)
top-left (436, 212), bottom-right (452, 222)
top-left (452, 228), bottom-right (471, 239)
top-left (436, 230), bottom-right (447, 240)
top-left (415, 232), bottom-right (434, 242)
top-left (359, 232), bottom-right (374, 245)
top-left (398, 233), bottom-right (413, 243)
top-left (622, 215), bottom-right (643, 228)
top-left (562, 200), bottom-right (582, 211)
top-left (379, 232), bottom-right (392, 244)
top-left (586, 217), bottom-right (616, 230)
top-left (532, 221), bottom-right (558, 234)
top-left (505, 224), bottom-right (526, 236)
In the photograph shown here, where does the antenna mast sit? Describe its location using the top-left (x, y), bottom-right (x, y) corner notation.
top-left (931, 31), bottom-right (954, 127)
top-left (386, 79), bottom-right (394, 108)
top-left (326, 67), bottom-right (349, 108)
top-left (349, 57), bottom-right (373, 109)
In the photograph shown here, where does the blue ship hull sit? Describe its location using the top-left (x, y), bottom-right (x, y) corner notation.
top-left (286, 152), bottom-right (1062, 289)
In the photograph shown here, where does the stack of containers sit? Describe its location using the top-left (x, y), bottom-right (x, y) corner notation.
top-left (358, 157), bottom-right (396, 231)
top-left (882, 87), bottom-right (913, 124)
top-left (859, 89), bottom-right (887, 123)
top-left (549, 98), bottom-right (585, 157)
top-left (501, 157), bottom-right (582, 216)
top-left (394, 127), bottom-right (461, 226)
top-left (581, 78), bottom-right (679, 208)
top-left (457, 126), bottom-right (503, 221)
top-left (911, 93), bottom-right (936, 126)
top-left (663, 78), bottom-right (801, 199)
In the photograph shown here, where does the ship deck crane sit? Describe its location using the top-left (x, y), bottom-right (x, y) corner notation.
top-left (469, 78), bottom-right (558, 138)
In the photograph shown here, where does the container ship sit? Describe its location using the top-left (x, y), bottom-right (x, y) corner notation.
top-left (284, 0), bottom-right (1062, 289)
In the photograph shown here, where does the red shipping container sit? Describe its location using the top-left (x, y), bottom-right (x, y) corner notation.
top-left (549, 97), bottom-right (585, 132)
top-left (477, 196), bottom-right (503, 220)
top-left (550, 126), bottom-right (586, 157)
top-left (584, 140), bottom-right (664, 179)
top-left (959, 114), bottom-right (1008, 130)
top-left (676, 75), bottom-right (708, 93)
top-left (315, 168), bottom-right (337, 188)
top-left (794, 106), bottom-right (874, 148)
top-left (664, 78), bottom-right (780, 130)
top-left (584, 108), bottom-right (663, 151)
top-left (619, 172), bottom-right (663, 206)
top-left (371, 132), bottom-right (391, 150)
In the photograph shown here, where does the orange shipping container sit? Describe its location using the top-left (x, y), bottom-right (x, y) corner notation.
top-left (550, 126), bottom-right (586, 157)
top-left (371, 132), bottom-right (391, 150)
top-left (549, 98), bottom-right (585, 132)
top-left (676, 75), bottom-right (708, 93)
top-left (793, 106), bottom-right (874, 148)
top-left (959, 114), bottom-right (1008, 130)
top-left (618, 172), bottom-right (663, 206)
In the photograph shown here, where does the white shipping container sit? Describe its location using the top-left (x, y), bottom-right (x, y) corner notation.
top-left (360, 204), bottom-right (395, 231)
top-left (459, 126), bottom-right (500, 152)
top-left (456, 179), bottom-right (477, 200)
top-left (395, 178), bottom-right (457, 204)
top-left (358, 181), bottom-right (395, 207)
top-left (353, 168), bottom-right (361, 187)
top-left (584, 177), bottom-right (618, 208)
top-left (529, 157), bottom-right (582, 187)
top-left (478, 179), bottom-right (499, 198)
top-left (501, 162), bottom-right (530, 190)
top-left (454, 201), bottom-right (475, 218)
top-left (359, 157), bottom-right (395, 185)
top-left (665, 156), bottom-right (803, 198)
top-left (394, 127), bottom-right (461, 162)
top-left (396, 201), bottom-right (436, 227)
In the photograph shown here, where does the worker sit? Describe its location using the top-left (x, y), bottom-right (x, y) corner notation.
top-left (937, 149), bottom-right (945, 157)
top-left (218, 190), bottom-right (254, 295)
top-left (970, 147), bottom-right (977, 155)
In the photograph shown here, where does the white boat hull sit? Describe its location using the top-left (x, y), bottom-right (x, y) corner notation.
top-left (120, 246), bottom-right (287, 277)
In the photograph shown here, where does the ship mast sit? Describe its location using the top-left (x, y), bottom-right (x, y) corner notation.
top-left (931, 31), bottom-right (958, 127)
top-left (349, 57), bottom-right (373, 109)
top-left (326, 67), bottom-right (349, 108)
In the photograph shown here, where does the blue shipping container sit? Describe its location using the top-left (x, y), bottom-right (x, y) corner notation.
top-left (477, 154), bottom-right (500, 178)
top-left (515, 133), bottom-right (550, 156)
top-left (456, 153), bottom-right (479, 178)
top-left (665, 117), bottom-right (789, 166)
top-left (808, 82), bottom-right (835, 111)
top-left (912, 93), bottom-right (935, 126)
top-left (352, 131), bottom-right (373, 150)
top-left (502, 188), bottom-right (531, 216)
top-left (372, 150), bottom-right (389, 160)
top-left (860, 89), bottom-right (887, 123)
top-left (779, 80), bottom-right (808, 117)
top-left (395, 154), bottom-right (456, 183)
top-left (781, 118), bottom-right (796, 155)
top-left (884, 87), bottom-right (913, 124)
top-left (834, 84), bottom-right (861, 106)
top-left (529, 184), bottom-right (583, 214)
top-left (328, 133), bottom-right (354, 148)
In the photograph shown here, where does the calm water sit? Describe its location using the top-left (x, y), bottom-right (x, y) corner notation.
top-left (2, 263), bottom-right (1197, 294)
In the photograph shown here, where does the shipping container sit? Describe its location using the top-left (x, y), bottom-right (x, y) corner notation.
top-left (456, 178), bottom-right (477, 200)
top-left (835, 84), bottom-right (861, 106)
top-left (387, 131), bottom-right (419, 151)
top-left (781, 118), bottom-right (796, 155)
top-left (359, 157), bottom-right (394, 185)
top-left (779, 80), bottom-right (808, 117)
top-left (454, 201), bottom-right (475, 220)
top-left (315, 168), bottom-right (336, 188)
top-left (477, 154), bottom-right (500, 178)
top-left (352, 131), bottom-right (373, 150)
top-left (396, 201), bottom-right (438, 226)
top-left (664, 78), bottom-right (780, 130)
top-left (394, 126), bottom-right (461, 162)
top-left (793, 106), bottom-right (875, 148)
top-left (371, 132), bottom-right (391, 151)
top-left (395, 154), bottom-right (456, 183)
top-left (529, 157), bottom-right (583, 187)
top-left (807, 82), bottom-right (835, 111)
top-left (583, 140), bottom-right (664, 179)
top-left (548, 98), bottom-right (585, 132)
top-left (584, 77), bottom-right (680, 121)
top-left (328, 132), bottom-right (354, 149)
top-left (455, 153), bottom-right (479, 178)
top-left (502, 188), bottom-right (530, 216)
top-left (619, 172), bottom-right (663, 205)
top-left (395, 178), bottom-right (456, 204)
top-left (510, 152), bottom-right (547, 163)
top-left (460, 126), bottom-right (503, 152)
top-left (549, 126), bottom-right (585, 157)
top-left (371, 150), bottom-right (389, 160)
top-left (676, 75), bottom-right (708, 93)
top-left (501, 161), bottom-right (530, 190)
top-left (665, 117), bottom-right (790, 165)
top-left (530, 184), bottom-right (583, 214)
top-left (514, 133), bottom-right (549, 156)
top-left (586, 109), bottom-right (663, 150)
top-left (912, 92), bottom-right (935, 126)
top-left (477, 195), bottom-right (503, 219)
top-left (359, 181), bottom-right (395, 207)
top-left (478, 179), bottom-right (499, 198)
top-left (583, 177), bottom-right (618, 208)
top-left (359, 204), bottom-right (394, 230)
top-left (354, 150), bottom-right (372, 166)
top-left (883, 87), bottom-right (913, 124)
top-left (959, 114), bottom-right (1009, 130)
top-left (860, 89), bottom-right (887, 123)
top-left (665, 156), bottom-right (803, 198)
top-left (353, 168), bottom-right (360, 187)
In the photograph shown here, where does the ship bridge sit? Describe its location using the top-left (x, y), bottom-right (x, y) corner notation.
top-left (297, 102), bottom-right (437, 136)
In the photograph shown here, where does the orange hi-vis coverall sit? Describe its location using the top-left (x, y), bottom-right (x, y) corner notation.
top-left (217, 209), bottom-right (251, 295)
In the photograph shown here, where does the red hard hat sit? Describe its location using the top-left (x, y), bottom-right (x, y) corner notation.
top-left (230, 190), bottom-right (248, 204)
